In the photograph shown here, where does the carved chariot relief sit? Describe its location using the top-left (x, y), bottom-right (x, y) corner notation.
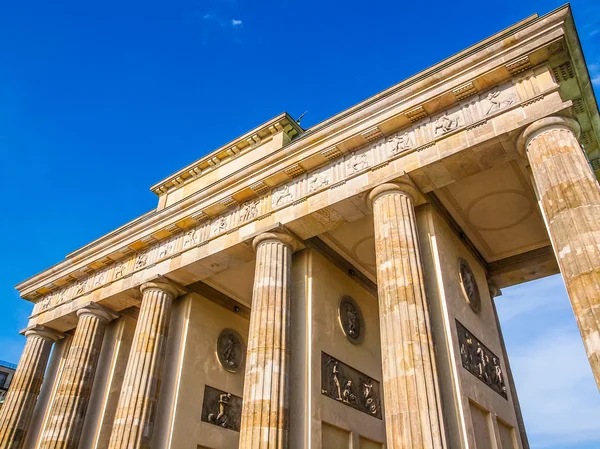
top-left (216, 329), bottom-right (245, 373)
top-left (201, 385), bottom-right (242, 431)
top-left (458, 258), bottom-right (481, 314)
top-left (321, 352), bottom-right (382, 419)
top-left (457, 321), bottom-right (507, 399)
top-left (338, 296), bottom-right (365, 344)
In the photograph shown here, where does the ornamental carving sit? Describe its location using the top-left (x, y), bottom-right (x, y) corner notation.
top-left (482, 87), bottom-right (515, 115)
top-left (201, 385), bottom-right (242, 431)
top-left (345, 152), bottom-right (369, 174)
top-left (387, 131), bottom-right (414, 155)
top-left (308, 168), bottom-right (331, 192)
top-left (338, 296), bottom-right (364, 344)
top-left (216, 329), bottom-right (245, 373)
top-left (239, 200), bottom-right (259, 223)
top-left (457, 321), bottom-right (507, 399)
top-left (321, 352), bottom-right (382, 419)
top-left (433, 111), bottom-right (461, 135)
top-left (272, 184), bottom-right (294, 207)
top-left (211, 216), bottom-right (229, 236)
top-left (458, 258), bottom-right (481, 314)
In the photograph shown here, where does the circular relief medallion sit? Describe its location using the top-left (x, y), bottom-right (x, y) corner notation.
top-left (217, 329), bottom-right (245, 373)
top-left (458, 258), bottom-right (481, 314)
top-left (338, 296), bottom-right (365, 344)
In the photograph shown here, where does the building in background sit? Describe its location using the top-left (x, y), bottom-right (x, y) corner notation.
top-left (0, 5), bottom-right (599, 449)
top-left (0, 361), bottom-right (17, 408)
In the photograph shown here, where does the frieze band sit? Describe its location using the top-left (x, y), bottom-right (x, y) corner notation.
top-left (31, 79), bottom-right (543, 315)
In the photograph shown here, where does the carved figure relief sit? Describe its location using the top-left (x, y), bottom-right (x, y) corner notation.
top-left (321, 352), bottom-right (382, 419)
top-left (93, 271), bottom-right (107, 288)
top-left (211, 216), bottom-right (228, 236)
top-left (338, 296), bottom-right (365, 344)
top-left (75, 280), bottom-right (87, 296)
top-left (239, 200), bottom-right (259, 223)
top-left (272, 184), bottom-right (294, 207)
top-left (39, 296), bottom-right (51, 311)
top-left (456, 321), bottom-right (507, 398)
top-left (158, 240), bottom-right (174, 259)
top-left (345, 152), bottom-right (369, 174)
top-left (134, 251), bottom-right (149, 269)
top-left (114, 261), bottom-right (128, 280)
top-left (217, 329), bottom-right (245, 373)
top-left (182, 228), bottom-right (197, 249)
top-left (483, 88), bottom-right (515, 115)
top-left (308, 169), bottom-right (331, 192)
top-left (458, 258), bottom-right (481, 314)
top-left (201, 385), bottom-right (242, 432)
top-left (433, 112), bottom-right (461, 135)
top-left (387, 131), bottom-right (414, 155)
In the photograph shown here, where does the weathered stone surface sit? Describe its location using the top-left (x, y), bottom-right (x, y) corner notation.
top-left (107, 280), bottom-right (179, 449)
top-left (369, 182), bottom-right (445, 449)
top-left (39, 303), bottom-right (117, 449)
top-left (519, 116), bottom-right (600, 390)
top-left (0, 326), bottom-right (61, 449)
top-left (239, 232), bottom-right (297, 449)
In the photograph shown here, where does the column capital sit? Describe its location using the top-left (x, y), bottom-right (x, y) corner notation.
top-left (76, 302), bottom-right (119, 323)
top-left (252, 231), bottom-right (301, 253)
top-left (516, 116), bottom-right (581, 157)
top-left (368, 179), bottom-right (422, 206)
top-left (20, 324), bottom-right (63, 342)
top-left (140, 276), bottom-right (184, 298)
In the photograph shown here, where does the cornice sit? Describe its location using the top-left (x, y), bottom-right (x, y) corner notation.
top-left (15, 5), bottom-right (591, 301)
top-left (149, 112), bottom-right (303, 196)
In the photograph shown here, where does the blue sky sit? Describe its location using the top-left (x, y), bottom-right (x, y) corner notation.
top-left (0, 0), bottom-right (598, 447)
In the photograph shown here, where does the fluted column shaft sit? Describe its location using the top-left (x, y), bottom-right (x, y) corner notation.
top-left (0, 326), bottom-right (60, 449)
top-left (39, 303), bottom-right (116, 449)
top-left (108, 281), bottom-right (178, 449)
top-left (239, 232), bottom-right (296, 449)
top-left (369, 182), bottom-right (444, 449)
top-left (519, 116), bottom-right (600, 390)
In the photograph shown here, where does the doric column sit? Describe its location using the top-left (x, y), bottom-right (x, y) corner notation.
top-left (239, 232), bottom-right (298, 449)
top-left (39, 303), bottom-right (117, 449)
top-left (108, 279), bottom-right (180, 449)
top-left (518, 116), bottom-right (600, 390)
top-left (369, 182), bottom-right (444, 449)
top-left (0, 325), bottom-right (61, 449)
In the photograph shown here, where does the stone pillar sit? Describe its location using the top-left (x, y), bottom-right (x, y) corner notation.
top-left (369, 182), bottom-right (444, 449)
top-left (39, 303), bottom-right (117, 449)
top-left (239, 232), bottom-right (298, 449)
top-left (518, 116), bottom-right (600, 390)
top-left (488, 283), bottom-right (529, 449)
top-left (0, 325), bottom-right (61, 449)
top-left (108, 279), bottom-right (179, 449)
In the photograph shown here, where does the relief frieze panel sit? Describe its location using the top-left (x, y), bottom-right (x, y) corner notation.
top-left (31, 76), bottom-right (539, 315)
top-left (200, 385), bottom-right (242, 432)
top-left (456, 320), bottom-right (507, 399)
top-left (321, 352), bottom-right (382, 419)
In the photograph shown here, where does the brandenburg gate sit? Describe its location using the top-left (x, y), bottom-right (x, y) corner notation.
top-left (1, 5), bottom-right (598, 449)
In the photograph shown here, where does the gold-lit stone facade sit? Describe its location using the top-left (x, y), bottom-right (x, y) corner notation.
top-left (1, 5), bottom-right (599, 449)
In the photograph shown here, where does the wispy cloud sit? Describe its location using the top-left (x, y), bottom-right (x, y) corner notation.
top-left (589, 64), bottom-right (600, 87)
top-left (497, 275), bottom-right (600, 449)
top-left (231, 19), bottom-right (242, 27)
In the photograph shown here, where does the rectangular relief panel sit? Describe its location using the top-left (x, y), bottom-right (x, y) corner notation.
top-left (457, 320), bottom-right (507, 399)
top-left (200, 385), bottom-right (243, 432)
top-left (321, 352), bottom-right (382, 419)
